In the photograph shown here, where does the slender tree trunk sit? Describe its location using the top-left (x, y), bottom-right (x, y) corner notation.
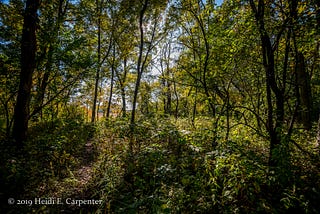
top-left (130, 0), bottom-right (148, 127)
top-left (86, 103), bottom-right (89, 122)
top-left (107, 46), bottom-right (116, 118)
top-left (161, 42), bottom-right (172, 115)
top-left (34, 52), bottom-right (51, 120)
top-left (166, 44), bottom-right (172, 115)
top-left (121, 87), bottom-right (126, 117)
top-left (162, 79), bottom-right (167, 113)
top-left (316, 113), bottom-right (320, 149)
top-left (166, 82), bottom-right (172, 115)
top-left (34, 0), bottom-right (67, 121)
top-left (4, 101), bottom-right (12, 138)
top-left (250, 0), bottom-right (285, 168)
top-left (225, 91), bottom-right (230, 141)
top-left (92, 0), bottom-right (102, 123)
top-left (97, 97), bottom-right (100, 120)
top-left (114, 58), bottom-right (127, 118)
top-left (12, 0), bottom-right (40, 146)
top-left (192, 86), bottom-right (198, 126)
top-left (191, 6), bottom-right (216, 117)
top-left (173, 77), bottom-right (179, 119)
top-left (121, 59), bottom-right (127, 117)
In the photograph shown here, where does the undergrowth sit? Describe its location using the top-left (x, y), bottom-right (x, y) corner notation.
top-left (91, 116), bottom-right (320, 213)
top-left (1, 116), bottom-right (319, 213)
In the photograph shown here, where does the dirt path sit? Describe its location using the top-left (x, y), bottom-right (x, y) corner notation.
top-left (43, 141), bottom-right (97, 199)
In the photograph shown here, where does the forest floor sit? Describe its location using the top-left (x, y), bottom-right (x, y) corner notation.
top-left (1, 117), bottom-right (320, 213)
top-left (50, 141), bottom-right (95, 197)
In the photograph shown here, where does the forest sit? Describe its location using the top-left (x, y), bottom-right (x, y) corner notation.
top-left (0, 0), bottom-right (320, 213)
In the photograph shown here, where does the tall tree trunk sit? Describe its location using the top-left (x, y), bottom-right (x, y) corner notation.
top-left (166, 43), bottom-right (172, 115)
top-left (162, 79), bottom-right (167, 113)
top-left (225, 91), bottom-right (230, 141)
top-left (130, 0), bottom-right (148, 127)
top-left (34, 51), bottom-right (52, 120)
top-left (97, 85), bottom-right (102, 121)
top-left (161, 41), bottom-right (172, 115)
top-left (166, 81), bottom-right (172, 115)
top-left (173, 76), bottom-right (179, 119)
top-left (121, 59), bottom-right (128, 117)
top-left (316, 113), bottom-right (320, 150)
top-left (121, 87), bottom-right (126, 117)
top-left (289, 0), bottom-right (312, 130)
top-left (12, 0), bottom-right (40, 146)
top-left (192, 86), bottom-right (198, 126)
top-left (296, 52), bottom-right (312, 130)
top-left (92, 0), bottom-right (103, 123)
top-left (250, 0), bottom-right (285, 168)
top-left (106, 46), bottom-right (116, 118)
top-left (190, 5), bottom-right (216, 117)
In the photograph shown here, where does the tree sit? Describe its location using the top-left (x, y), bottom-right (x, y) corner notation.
top-left (0, 1), bottom-right (24, 137)
top-left (106, 42), bottom-right (116, 118)
top-left (91, 0), bottom-right (104, 123)
top-left (159, 36), bottom-right (173, 115)
top-left (32, 0), bottom-right (69, 121)
top-left (129, 0), bottom-right (168, 125)
top-left (111, 1), bottom-right (136, 118)
top-left (249, 0), bottom-right (285, 168)
top-left (12, 0), bottom-right (40, 146)
top-left (248, 0), bottom-right (318, 169)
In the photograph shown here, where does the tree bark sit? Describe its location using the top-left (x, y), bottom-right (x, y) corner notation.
top-left (12, 0), bottom-right (40, 146)
top-left (130, 0), bottom-right (148, 126)
top-left (296, 52), bottom-right (312, 130)
top-left (118, 58), bottom-right (127, 118)
top-left (289, 0), bottom-right (312, 130)
top-left (250, 0), bottom-right (285, 167)
top-left (106, 45), bottom-right (116, 118)
top-left (92, 0), bottom-right (103, 123)
top-left (173, 76), bottom-right (179, 119)
top-left (190, 5), bottom-right (216, 117)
